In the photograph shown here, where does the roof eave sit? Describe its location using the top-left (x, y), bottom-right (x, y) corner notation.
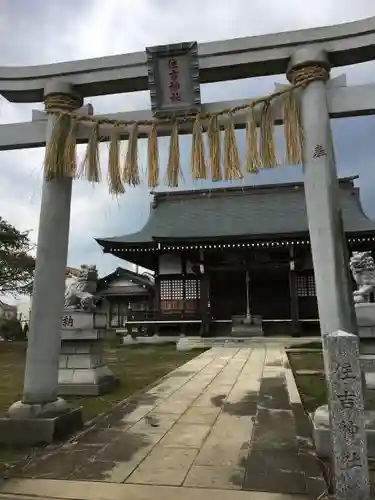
top-left (96, 238), bottom-right (156, 249)
top-left (98, 267), bottom-right (154, 290)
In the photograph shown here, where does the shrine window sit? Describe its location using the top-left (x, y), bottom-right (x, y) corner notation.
top-left (109, 298), bottom-right (149, 325)
top-left (160, 279), bottom-right (184, 300)
top-left (185, 279), bottom-right (201, 300)
top-left (159, 277), bottom-right (200, 312)
top-left (296, 274), bottom-right (316, 297)
top-left (109, 302), bottom-right (126, 327)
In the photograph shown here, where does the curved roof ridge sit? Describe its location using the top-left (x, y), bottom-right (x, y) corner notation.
top-left (344, 186), bottom-right (375, 223)
top-left (96, 175), bottom-right (375, 247)
top-left (151, 175), bottom-right (359, 201)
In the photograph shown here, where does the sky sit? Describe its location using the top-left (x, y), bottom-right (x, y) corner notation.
top-left (1, 0), bottom-right (375, 304)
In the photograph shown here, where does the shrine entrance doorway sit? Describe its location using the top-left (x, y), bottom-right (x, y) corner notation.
top-left (209, 270), bottom-right (247, 320)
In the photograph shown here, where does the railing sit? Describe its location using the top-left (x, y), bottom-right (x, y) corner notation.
top-left (126, 309), bottom-right (202, 324)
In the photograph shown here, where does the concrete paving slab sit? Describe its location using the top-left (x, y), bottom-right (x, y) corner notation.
top-left (153, 401), bottom-right (191, 414)
top-left (93, 431), bottom-right (160, 463)
top-left (210, 413), bottom-right (254, 439)
top-left (178, 406), bottom-right (221, 425)
top-left (244, 450), bottom-right (306, 495)
top-left (251, 409), bottom-right (298, 451)
top-left (0, 478), bottom-right (310, 500)
top-left (119, 404), bottom-right (155, 423)
top-left (126, 446), bottom-right (198, 485)
top-left (194, 441), bottom-right (250, 467)
top-left (0, 345), bottom-right (323, 498)
top-left (129, 413), bottom-right (180, 435)
top-left (20, 450), bottom-right (95, 480)
top-left (184, 465), bottom-right (245, 489)
top-left (159, 422), bottom-right (212, 448)
top-left (69, 460), bottom-right (119, 482)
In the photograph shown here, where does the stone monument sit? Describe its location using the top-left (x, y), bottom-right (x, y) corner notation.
top-left (59, 264), bottom-right (118, 396)
top-left (312, 251), bottom-right (375, 460)
top-left (322, 331), bottom-right (370, 500)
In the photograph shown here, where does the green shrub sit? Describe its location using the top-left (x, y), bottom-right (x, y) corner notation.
top-left (0, 317), bottom-right (25, 341)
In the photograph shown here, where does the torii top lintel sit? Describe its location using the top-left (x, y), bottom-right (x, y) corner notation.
top-left (1, 16), bottom-right (375, 103)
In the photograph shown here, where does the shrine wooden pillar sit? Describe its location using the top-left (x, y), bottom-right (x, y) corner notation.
top-left (289, 244), bottom-right (300, 336)
top-left (199, 250), bottom-right (210, 336)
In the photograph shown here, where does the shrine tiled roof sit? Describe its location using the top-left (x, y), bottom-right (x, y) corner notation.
top-left (97, 267), bottom-right (154, 290)
top-left (96, 176), bottom-right (375, 247)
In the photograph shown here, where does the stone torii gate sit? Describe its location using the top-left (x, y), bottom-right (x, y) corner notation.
top-left (0, 17), bottom-right (375, 444)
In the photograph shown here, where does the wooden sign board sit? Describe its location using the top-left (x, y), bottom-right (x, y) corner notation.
top-left (146, 41), bottom-right (201, 118)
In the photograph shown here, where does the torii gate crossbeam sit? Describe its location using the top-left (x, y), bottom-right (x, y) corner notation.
top-left (0, 16), bottom-right (375, 102)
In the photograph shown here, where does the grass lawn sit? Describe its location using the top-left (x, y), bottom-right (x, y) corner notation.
top-left (288, 343), bottom-right (375, 491)
top-left (286, 347), bottom-right (326, 413)
top-left (71, 342), bottom-right (206, 421)
top-left (0, 341), bottom-right (205, 469)
top-left (287, 344), bottom-right (375, 414)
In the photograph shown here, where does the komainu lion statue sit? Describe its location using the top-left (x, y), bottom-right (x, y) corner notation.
top-left (349, 251), bottom-right (375, 303)
top-left (64, 264), bottom-right (98, 311)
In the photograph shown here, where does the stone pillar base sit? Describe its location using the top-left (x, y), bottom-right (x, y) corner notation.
top-left (59, 310), bottom-right (119, 396)
top-left (58, 339), bottom-right (119, 396)
top-left (0, 398), bottom-right (83, 445)
top-left (312, 405), bottom-right (375, 458)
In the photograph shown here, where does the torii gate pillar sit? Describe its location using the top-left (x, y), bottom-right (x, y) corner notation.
top-left (287, 47), bottom-right (357, 338)
top-left (3, 81), bottom-right (83, 444)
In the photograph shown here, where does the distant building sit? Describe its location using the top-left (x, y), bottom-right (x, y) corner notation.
top-left (17, 266), bottom-right (155, 333)
top-left (97, 267), bottom-right (155, 331)
top-left (0, 300), bottom-right (17, 321)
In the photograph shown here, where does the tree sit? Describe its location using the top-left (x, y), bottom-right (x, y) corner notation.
top-left (0, 317), bottom-right (25, 341)
top-left (0, 217), bottom-right (35, 297)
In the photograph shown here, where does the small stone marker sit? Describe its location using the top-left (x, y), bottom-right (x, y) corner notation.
top-left (323, 330), bottom-right (370, 500)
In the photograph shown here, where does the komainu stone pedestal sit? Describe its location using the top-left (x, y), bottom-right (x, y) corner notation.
top-left (312, 405), bottom-right (375, 459)
top-left (356, 303), bottom-right (375, 338)
top-left (58, 310), bottom-right (119, 396)
top-left (356, 303), bottom-right (375, 389)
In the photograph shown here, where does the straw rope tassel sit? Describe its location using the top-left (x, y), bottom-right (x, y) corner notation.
top-left (245, 107), bottom-right (261, 174)
top-left (108, 125), bottom-right (124, 195)
top-left (42, 66), bottom-right (327, 193)
top-left (223, 114), bottom-right (242, 180)
top-left (147, 124), bottom-right (159, 188)
top-left (123, 124), bottom-right (140, 187)
top-left (283, 90), bottom-right (303, 165)
top-left (63, 119), bottom-right (79, 179)
top-left (207, 115), bottom-right (222, 181)
top-left (79, 122), bottom-right (101, 182)
top-left (166, 121), bottom-right (180, 187)
top-left (191, 114), bottom-right (207, 181)
top-left (260, 100), bottom-right (278, 169)
top-left (44, 115), bottom-right (66, 180)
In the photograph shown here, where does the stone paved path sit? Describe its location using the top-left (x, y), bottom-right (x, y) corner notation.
top-left (1, 345), bottom-right (325, 498)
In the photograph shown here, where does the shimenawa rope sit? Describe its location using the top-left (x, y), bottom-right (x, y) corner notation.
top-left (44, 65), bottom-right (329, 193)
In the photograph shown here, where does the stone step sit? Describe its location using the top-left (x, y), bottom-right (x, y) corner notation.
top-left (176, 337), bottom-right (256, 350)
top-left (232, 315), bottom-right (262, 325)
top-left (231, 325), bottom-right (263, 337)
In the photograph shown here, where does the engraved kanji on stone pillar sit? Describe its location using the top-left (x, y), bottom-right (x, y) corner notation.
top-left (324, 330), bottom-right (370, 500)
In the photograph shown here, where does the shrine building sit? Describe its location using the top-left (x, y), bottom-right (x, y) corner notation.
top-left (96, 176), bottom-right (375, 337)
